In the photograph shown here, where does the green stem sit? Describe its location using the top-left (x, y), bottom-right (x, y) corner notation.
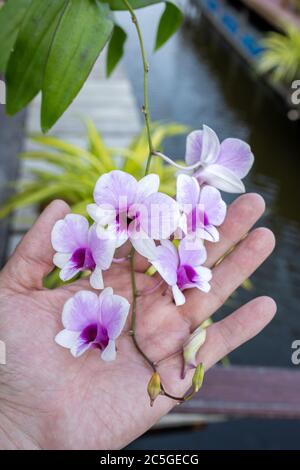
top-left (129, 249), bottom-right (156, 372)
top-left (122, 1), bottom-right (192, 405)
top-left (122, 0), bottom-right (154, 175)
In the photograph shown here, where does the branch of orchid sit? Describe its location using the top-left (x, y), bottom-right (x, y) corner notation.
top-left (122, 0), bottom-right (154, 175)
top-left (160, 384), bottom-right (198, 404)
top-left (153, 151), bottom-right (202, 171)
top-left (128, 248), bottom-right (157, 372)
top-left (128, 251), bottom-right (199, 404)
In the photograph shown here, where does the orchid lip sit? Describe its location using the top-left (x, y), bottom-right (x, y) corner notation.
top-left (71, 247), bottom-right (96, 271)
top-left (177, 264), bottom-right (198, 289)
top-left (80, 323), bottom-right (109, 351)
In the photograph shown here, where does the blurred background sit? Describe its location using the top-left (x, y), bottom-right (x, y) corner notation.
top-left (1, 0), bottom-right (300, 449)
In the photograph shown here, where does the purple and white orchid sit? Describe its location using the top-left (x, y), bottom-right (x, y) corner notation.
top-left (185, 125), bottom-right (254, 193)
top-left (50, 114), bottom-right (255, 405)
top-left (176, 174), bottom-right (226, 243)
top-left (87, 170), bottom-right (180, 259)
top-left (55, 288), bottom-right (130, 361)
top-left (150, 238), bottom-right (212, 306)
top-left (51, 214), bottom-right (115, 289)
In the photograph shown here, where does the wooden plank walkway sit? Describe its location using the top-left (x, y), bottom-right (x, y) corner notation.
top-left (6, 57), bottom-right (141, 257)
top-left (171, 365), bottom-right (300, 419)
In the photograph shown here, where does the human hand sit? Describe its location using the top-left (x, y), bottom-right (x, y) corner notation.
top-left (0, 194), bottom-right (276, 449)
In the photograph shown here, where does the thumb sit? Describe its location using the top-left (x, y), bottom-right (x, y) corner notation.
top-left (2, 200), bottom-right (70, 290)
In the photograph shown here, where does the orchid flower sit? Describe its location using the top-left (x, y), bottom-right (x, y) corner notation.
top-left (176, 174), bottom-right (226, 243)
top-left (51, 214), bottom-right (115, 289)
top-left (185, 125), bottom-right (254, 193)
top-left (55, 288), bottom-right (130, 361)
top-left (150, 238), bottom-right (212, 306)
top-left (87, 170), bottom-right (180, 259)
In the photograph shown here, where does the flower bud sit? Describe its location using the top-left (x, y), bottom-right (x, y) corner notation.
top-left (192, 363), bottom-right (205, 393)
top-left (182, 326), bottom-right (206, 378)
top-left (147, 372), bottom-right (161, 407)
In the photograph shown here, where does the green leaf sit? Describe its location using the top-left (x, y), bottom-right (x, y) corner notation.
top-left (109, 0), bottom-right (162, 10)
top-left (0, 0), bottom-right (32, 73)
top-left (30, 134), bottom-right (106, 172)
top-left (6, 0), bottom-right (66, 115)
top-left (106, 24), bottom-right (127, 78)
top-left (85, 119), bottom-right (116, 171)
top-left (41, 0), bottom-right (114, 132)
top-left (155, 1), bottom-right (183, 51)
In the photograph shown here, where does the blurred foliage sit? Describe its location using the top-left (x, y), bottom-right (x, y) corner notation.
top-left (258, 24), bottom-right (300, 83)
top-left (0, 120), bottom-right (188, 220)
top-left (0, 0), bottom-right (183, 131)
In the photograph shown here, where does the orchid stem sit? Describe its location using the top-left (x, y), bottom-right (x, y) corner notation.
top-left (123, 1), bottom-right (191, 405)
top-left (122, 0), bottom-right (154, 175)
top-left (129, 249), bottom-right (156, 372)
top-left (160, 385), bottom-right (185, 404)
top-left (153, 151), bottom-right (202, 171)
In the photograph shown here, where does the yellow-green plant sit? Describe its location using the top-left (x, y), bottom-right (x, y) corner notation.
top-left (0, 120), bottom-right (188, 220)
top-left (258, 24), bottom-right (300, 83)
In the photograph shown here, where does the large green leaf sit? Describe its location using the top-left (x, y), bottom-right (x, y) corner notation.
top-left (6, 0), bottom-right (66, 115)
top-left (0, 0), bottom-right (32, 73)
top-left (41, 0), bottom-right (114, 132)
top-left (109, 0), bottom-right (162, 10)
top-left (155, 1), bottom-right (183, 51)
top-left (106, 24), bottom-right (127, 78)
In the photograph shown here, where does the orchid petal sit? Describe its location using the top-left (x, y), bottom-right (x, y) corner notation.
top-left (90, 267), bottom-right (104, 290)
top-left (195, 281), bottom-right (211, 293)
top-left (203, 224), bottom-right (220, 243)
top-left (87, 203), bottom-right (116, 226)
top-left (197, 164), bottom-right (246, 193)
top-left (59, 261), bottom-right (80, 282)
top-left (62, 291), bottom-right (99, 331)
top-left (201, 125), bottom-right (221, 164)
top-left (199, 185), bottom-right (226, 226)
top-left (71, 339), bottom-right (92, 358)
top-left (100, 293), bottom-right (130, 339)
top-left (136, 174), bottom-right (160, 202)
top-left (151, 241), bottom-right (178, 286)
top-left (178, 237), bottom-right (207, 267)
top-left (101, 339), bottom-right (117, 362)
top-left (100, 287), bottom-right (114, 298)
top-left (130, 235), bottom-right (157, 259)
top-left (218, 138), bottom-right (254, 179)
top-left (185, 130), bottom-right (204, 165)
top-left (176, 174), bottom-right (200, 207)
top-left (88, 225), bottom-right (115, 270)
top-left (172, 285), bottom-right (186, 306)
top-left (51, 214), bottom-right (89, 252)
top-left (94, 170), bottom-right (138, 208)
top-left (53, 252), bottom-right (71, 269)
top-left (55, 329), bottom-right (79, 349)
top-left (195, 266), bottom-right (212, 282)
top-left (141, 192), bottom-right (180, 240)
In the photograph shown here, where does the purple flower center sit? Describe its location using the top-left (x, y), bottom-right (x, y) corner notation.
top-left (176, 264), bottom-right (198, 289)
top-left (116, 209), bottom-right (140, 233)
top-left (80, 323), bottom-right (109, 350)
top-left (71, 247), bottom-right (96, 271)
top-left (189, 207), bottom-right (209, 233)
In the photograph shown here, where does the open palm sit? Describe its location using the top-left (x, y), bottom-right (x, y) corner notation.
top-left (0, 195), bottom-right (276, 449)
